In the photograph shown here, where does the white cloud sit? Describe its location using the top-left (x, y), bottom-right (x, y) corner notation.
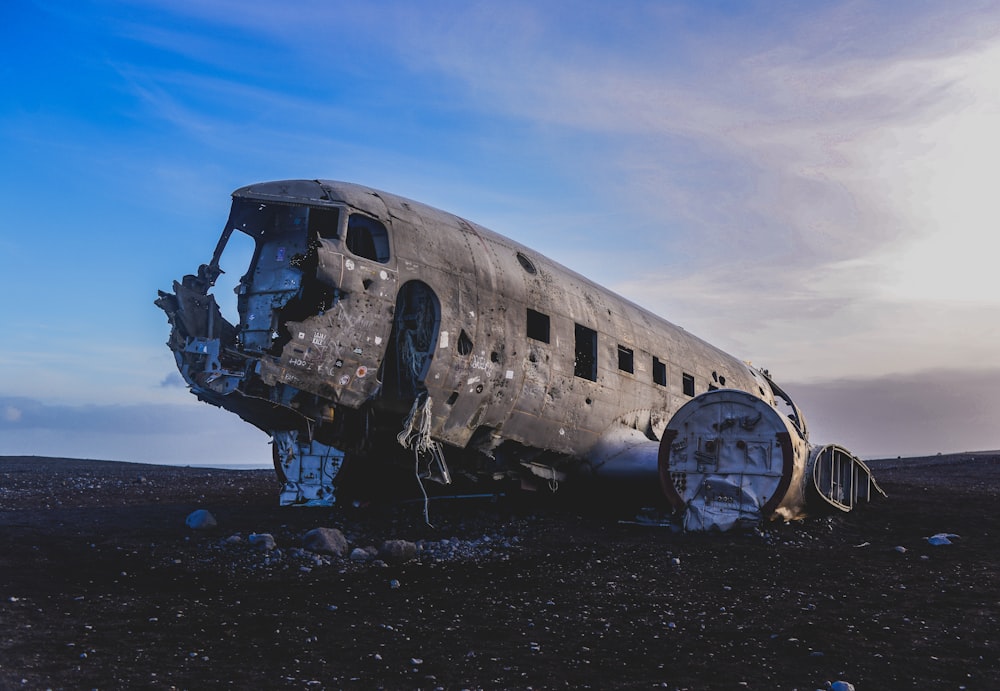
top-left (376, 2), bottom-right (1000, 378)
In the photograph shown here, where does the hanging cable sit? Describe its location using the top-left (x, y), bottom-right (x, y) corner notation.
top-left (414, 449), bottom-right (434, 527)
top-left (398, 394), bottom-right (451, 526)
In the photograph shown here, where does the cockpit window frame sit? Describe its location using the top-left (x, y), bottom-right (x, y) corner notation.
top-left (345, 212), bottom-right (392, 264)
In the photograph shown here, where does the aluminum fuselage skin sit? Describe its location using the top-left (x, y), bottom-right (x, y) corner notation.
top-left (156, 179), bottom-right (880, 521)
top-left (224, 181), bottom-right (766, 448)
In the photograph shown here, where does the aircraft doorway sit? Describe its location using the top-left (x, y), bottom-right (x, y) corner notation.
top-left (381, 281), bottom-right (441, 408)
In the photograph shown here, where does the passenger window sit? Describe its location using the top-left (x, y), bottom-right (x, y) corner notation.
top-left (683, 372), bottom-right (695, 397)
top-left (653, 357), bottom-right (666, 386)
top-left (574, 324), bottom-right (598, 381)
top-left (527, 309), bottom-right (550, 343)
top-left (617, 345), bottom-right (634, 374)
top-left (346, 214), bottom-right (390, 263)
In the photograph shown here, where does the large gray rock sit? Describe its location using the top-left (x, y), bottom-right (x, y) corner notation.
top-left (185, 509), bottom-right (217, 530)
top-left (303, 527), bottom-right (348, 557)
top-left (379, 539), bottom-right (418, 564)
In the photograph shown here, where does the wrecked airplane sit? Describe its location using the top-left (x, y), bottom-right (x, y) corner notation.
top-left (156, 180), bottom-right (884, 530)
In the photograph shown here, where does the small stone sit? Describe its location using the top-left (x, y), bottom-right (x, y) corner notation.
top-left (303, 527), bottom-right (348, 557)
top-left (248, 533), bottom-right (276, 551)
top-left (185, 509), bottom-right (217, 530)
top-left (349, 548), bottom-right (369, 561)
top-left (379, 539), bottom-right (418, 564)
top-left (927, 533), bottom-right (960, 546)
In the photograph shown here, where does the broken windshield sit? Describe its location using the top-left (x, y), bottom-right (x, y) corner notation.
top-left (212, 230), bottom-right (254, 326)
top-left (216, 200), bottom-right (343, 354)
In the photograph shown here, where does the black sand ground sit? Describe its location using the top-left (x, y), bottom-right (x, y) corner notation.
top-left (1, 453), bottom-right (998, 690)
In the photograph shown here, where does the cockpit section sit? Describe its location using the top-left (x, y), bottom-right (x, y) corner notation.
top-left (156, 190), bottom-right (402, 503)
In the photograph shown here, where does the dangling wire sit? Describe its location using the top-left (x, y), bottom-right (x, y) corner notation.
top-left (397, 393), bottom-right (431, 450)
top-left (398, 394), bottom-right (450, 526)
top-left (414, 449), bottom-right (434, 528)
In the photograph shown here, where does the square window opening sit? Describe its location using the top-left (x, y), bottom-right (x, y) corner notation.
top-left (309, 207), bottom-right (340, 240)
top-left (653, 357), bottom-right (667, 386)
top-left (574, 323), bottom-right (598, 381)
top-left (346, 213), bottom-right (391, 263)
top-left (527, 308), bottom-right (550, 343)
top-left (617, 345), bottom-right (634, 374)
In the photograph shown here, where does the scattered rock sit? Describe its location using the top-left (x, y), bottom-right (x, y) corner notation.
top-left (379, 539), bottom-right (418, 564)
top-left (5, 454), bottom-right (999, 690)
top-left (303, 527), bottom-right (348, 557)
top-left (248, 533), bottom-right (276, 551)
top-left (185, 509), bottom-right (217, 530)
top-left (927, 532), bottom-right (960, 546)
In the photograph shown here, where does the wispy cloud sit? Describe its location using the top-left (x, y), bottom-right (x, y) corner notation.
top-left (356, 2), bottom-right (1000, 378)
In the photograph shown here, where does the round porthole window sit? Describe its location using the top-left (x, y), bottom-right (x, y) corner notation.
top-left (516, 252), bottom-right (537, 274)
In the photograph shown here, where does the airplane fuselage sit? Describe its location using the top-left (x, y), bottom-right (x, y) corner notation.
top-left (157, 179), bottom-right (881, 526)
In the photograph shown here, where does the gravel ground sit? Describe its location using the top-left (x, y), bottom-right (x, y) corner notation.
top-left (1, 453), bottom-right (998, 690)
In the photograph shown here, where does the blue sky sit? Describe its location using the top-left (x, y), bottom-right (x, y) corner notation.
top-left (3, 0), bottom-right (1000, 464)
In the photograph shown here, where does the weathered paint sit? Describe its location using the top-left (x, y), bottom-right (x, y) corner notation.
top-left (658, 389), bottom-right (808, 531)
